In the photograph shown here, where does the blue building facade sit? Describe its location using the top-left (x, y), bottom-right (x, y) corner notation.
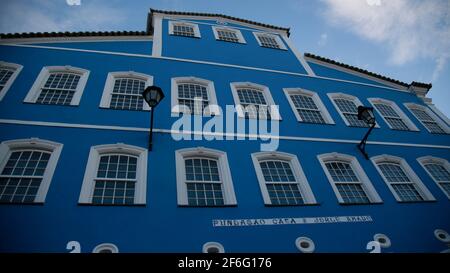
top-left (0, 9), bottom-right (449, 253)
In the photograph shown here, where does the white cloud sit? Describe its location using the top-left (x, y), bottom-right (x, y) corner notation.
top-left (0, 0), bottom-right (126, 33)
top-left (321, 0), bottom-right (450, 78)
top-left (318, 33), bottom-right (328, 46)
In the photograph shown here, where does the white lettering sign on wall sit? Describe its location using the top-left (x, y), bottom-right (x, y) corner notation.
top-left (213, 215), bottom-right (373, 227)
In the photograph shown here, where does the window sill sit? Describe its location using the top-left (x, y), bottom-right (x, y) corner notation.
top-left (178, 204), bottom-right (238, 208)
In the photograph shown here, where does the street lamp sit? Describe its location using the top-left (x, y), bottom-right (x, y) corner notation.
top-left (357, 106), bottom-right (376, 160)
top-left (142, 86), bottom-right (165, 151)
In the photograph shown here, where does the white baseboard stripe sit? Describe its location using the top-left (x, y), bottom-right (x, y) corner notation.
top-left (0, 118), bottom-right (449, 149)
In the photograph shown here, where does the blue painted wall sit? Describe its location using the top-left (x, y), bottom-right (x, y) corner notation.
top-left (0, 15), bottom-right (449, 253)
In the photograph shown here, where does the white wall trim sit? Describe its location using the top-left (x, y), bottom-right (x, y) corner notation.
top-left (78, 143), bottom-right (148, 205)
top-left (370, 154), bottom-right (435, 202)
top-left (99, 71), bottom-right (153, 111)
top-left (305, 56), bottom-right (409, 91)
top-left (168, 20), bottom-right (201, 38)
top-left (317, 152), bottom-right (382, 204)
top-left (23, 65), bottom-right (90, 106)
top-left (175, 147), bottom-right (236, 206)
top-left (327, 92), bottom-right (380, 128)
top-left (404, 103), bottom-right (450, 134)
top-left (230, 81), bottom-right (281, 120)
top-left (0, 36), bottom-right (153, 45)
top-left (171, 76), bottom-right (220, 116)
top-left (251, 151), bottom-right (317, 205)
top-left (151, 13), bottom-right (163, 57)
top-left (2, 44), bottom-right (412, 94)
top-left (368, 98), bottom-right (419, 131)
top-left (1, 118), bottom-right (449, 149)
top-left (283, 88), bottom-right (334, 124)
top-left (211, 25), bottom-right (246, 44)
top-left (0, 138), bottom-right (63, 203)
top-left (417, 156), bottom-right (450, 199)
top-left (281, 36), bottom-right (315, 76)
top-left (0, 61), bottom-right (23, 101)
top-left (252, 31), bottom-right (287, 50)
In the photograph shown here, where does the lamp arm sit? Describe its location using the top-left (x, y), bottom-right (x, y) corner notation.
top-left (358, 122), bottom-right (376, 160)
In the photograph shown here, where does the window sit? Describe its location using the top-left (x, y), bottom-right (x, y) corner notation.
top-left (253, 32), bottom-right (287, 50)
top-left (0, 138), bottom-right (63, 204)
top-left (212, 26), bottom-right (246, 43)
top-left (175, 147), bottom-right (237, 206)
top-left (251, 152), bottom-right (317, 206)
top-left (169, 21), bottom-right (201, 38)
top-left (417, 156), bottom-right (450, 199)
top-left (0, 61), bottom-right (23, 101)
top-left (404, 103), bottom-right (449, 134)
top-left (171, 77), bottom-right (219, 116)
top-left (100, 71), bottom-right (153, 111)
top-left (328, 93), bottom-right (372, 127)
top-left (283, 88), bottom-right (334, 124)
top-left (371, 155), bottom-right (435, 202)
top-left (93, 243), bottom-right (119, 253)
top-left (230, 82), bottom-right (281, 120)
top-left (203, 242), bottom-right (225, 253)
top-left (318, 153), bottom-right (382, 204)
top-left (24, 66), bottom-right (89, 106)
top-left (368, 98), bottom-right (418, 131)
top-left (78, 143), bottom-right (147, 205)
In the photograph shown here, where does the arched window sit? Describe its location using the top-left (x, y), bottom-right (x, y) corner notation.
top-left (368, 98), bottom-right (418, 131)
top-left (0, 138), bottom-right (63, 203)
top-left (100, 71), bottom-right (153, 111)
top-left (0, 61), bottom-right (23, 101)
top-left (283, 88), bottom-right (334, 124)
top-left (171, 77), bottom-right (219, 116)
top-left (371, 154), bottom-right (435, 202)
top-left (417, 156), bottom-right (450, 199)
top-left (175, 147), bottom-right (236, 206)
top-left (318, 153), bottom-right (382, 204)
top-left (328, 93), bottom-right (373, 127)
top-left (24, 66), bottom-right (90, 106)
top-left (251, 151), bottom-right (317, 205)
top-left (404, 103), bottom-right (449, 134)
top-left (230, 82), bottom-right (281, 120)
top-left (78, 143), bottom-right (148, 205)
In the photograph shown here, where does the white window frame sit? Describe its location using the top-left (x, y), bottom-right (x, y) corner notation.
top-left (0, 138), bottom-right (63, 203)
top-left (212, 26), bottom-right (246, 44)
top-left (171, 77), bottom-right (220, 116)
top-left (230, 82), bottom-right (281, 120)
top-left (283, 88), bottom-right (335, 124)
top-left (368, 98), bottom-right (419, 131)
top-left (251, 151), bottom-right (317, 205)
top-left (93, 243), bottom-right (119, 253)
top-left (404, 103), bottom-right (450, 134)
top-left (0, 61), bottom-right (23, 101)
top-left (317, 152), bottom-right (382, 204)
top-left (24, 65), bottom-right (90, 106)
top-left (371, 154), bottom-right (435, 202)
top-left (252, 32), bottom-right (287, 50)
top-left (169, 20), bottom-right (201, 38)
top-left (175, 147), bottom-right (237, 206)
top-left (78, 143), bottom-right (148, 205)
top-left (99, 71), bottom-right (153, 111)
top-left (417, 156), bottom-right (450, 199)
top-left (327, 93), bottom-right (380, 128)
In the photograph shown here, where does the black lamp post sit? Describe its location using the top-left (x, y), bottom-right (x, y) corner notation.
top-left (357, 106), bottom-right (376, 160)
top-left (142, 86), bottom-right (165, 151)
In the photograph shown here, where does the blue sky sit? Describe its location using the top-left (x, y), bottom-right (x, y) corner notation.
top-left (1, 0), bottom-right (449, 117)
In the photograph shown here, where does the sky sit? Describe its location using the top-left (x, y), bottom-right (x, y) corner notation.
top-left (1, 0), bottom-right (449, 117)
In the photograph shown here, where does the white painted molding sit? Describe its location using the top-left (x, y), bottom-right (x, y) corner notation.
top-left (151, 13), bottom-right (163, 57)
top-left (0, 61), bottom-right (23, 101)
top-left (281, 36), bottom-right (315, 76)
top-left (0, 36), bottom-right (153, 45)
top-left (99, 71), bottom-right (153, 110)
top-left (23, 65), bottom-right (90, 106)
top-left (0, 138), bottom-right (63, 203)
